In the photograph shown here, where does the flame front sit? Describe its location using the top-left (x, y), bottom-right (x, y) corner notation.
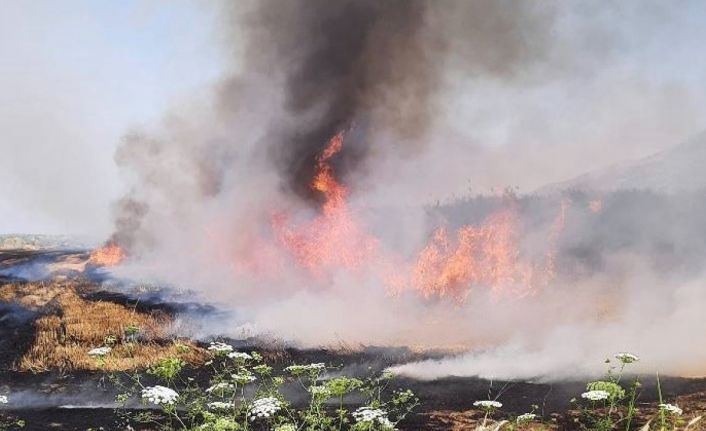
top-left (269, 131), bottom-right (566, 301)
top-left (89, 243), bottom-right (125, 267)
top-left (409, 209), bottom-right (533, 300)
top-left (272, 132), bottom-right (378, 276)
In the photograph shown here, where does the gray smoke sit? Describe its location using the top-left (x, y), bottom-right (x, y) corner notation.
top-left (111, 0), bottom-right (562, 250)
top-left (103, 1), bottom-right (706, 381)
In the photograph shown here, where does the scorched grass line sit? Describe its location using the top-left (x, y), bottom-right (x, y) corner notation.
top-left (0, 281), bottom-right (206, 372)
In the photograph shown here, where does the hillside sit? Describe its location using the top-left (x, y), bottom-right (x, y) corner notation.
top-left (537, 131), bottom-right (706, 194)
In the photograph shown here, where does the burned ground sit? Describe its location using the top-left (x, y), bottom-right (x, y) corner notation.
top-left (1, 249), bottom-right (706, 430)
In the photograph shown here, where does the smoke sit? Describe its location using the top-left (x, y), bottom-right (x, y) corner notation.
top-left (105, 0), bottom-right (706, 381)
top-left (392, 270), bottom-right (706, 381)
top-left (213, 0), bottom-right (562, 203)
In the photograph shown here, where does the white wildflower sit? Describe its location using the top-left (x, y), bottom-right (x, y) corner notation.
top-left (87, 346), bottom-right (112, 357)
top-left (581, 390), bottom-right (610, 401)
top-left (309, 385), bottom-right (331, 397)
top-left (231, 373), bottom-right (256, 384)
top-left (0, 395), bottom-right (7, 404)
top-left (285, 363), bottom-right (326, 374)
top-left (352, 407), bottom-right (395, 429)
top-left (227, 351), bottom-right (252, 361)
top-left (205, 382), bottom-right (235, 393)
top-left (474, 400), bottom-right (503, 409)
top-left (659, 403), bottom-right (683, 415)
top-left (615, 352), bottom-right (640, 364)
top-left (516, 413), bottom-right (537, 423)
top-left (208, 342), bottom-right (233, 354)
top-left (141, 386), bottom-right (179, 405)
top-left (207, 401), bottom-right (233, 410)
top-left (249, 397), bottom-right (282, 421)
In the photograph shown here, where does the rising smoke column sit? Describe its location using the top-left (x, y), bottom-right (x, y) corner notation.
top-left (111, 0), bottom-right (560, 255)
top-left (103, 1), bottom-right (596, 352)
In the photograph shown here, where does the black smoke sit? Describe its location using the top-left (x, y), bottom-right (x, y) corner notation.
top-left (224, 0), bottom-right (557, 200)
top-left (110, 0), bottom-right (559, 251)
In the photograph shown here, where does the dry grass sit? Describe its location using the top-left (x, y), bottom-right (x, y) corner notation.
top-left (423, 407), bottom-right (706, 431)
top-left (0, 281), bottom-right (65, 308)
top-left (422, 410), bottom-right (556, 431)
top-left (1, 281), bottom-right (207, 372)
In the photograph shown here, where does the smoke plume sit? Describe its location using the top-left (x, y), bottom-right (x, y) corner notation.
top-left (106, 0), bottom-right (706, 381)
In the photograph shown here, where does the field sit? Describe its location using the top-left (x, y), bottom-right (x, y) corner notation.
top-left (1, 249), bottom-right (706, 431)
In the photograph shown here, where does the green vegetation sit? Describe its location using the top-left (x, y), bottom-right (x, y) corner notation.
top-left (105, 341), bottom-right (419, 430)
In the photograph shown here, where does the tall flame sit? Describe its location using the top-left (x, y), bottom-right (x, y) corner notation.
top-left (272, 132), bottom-right (378, 276)
top-left (270, 131), bottom-right (567, 301)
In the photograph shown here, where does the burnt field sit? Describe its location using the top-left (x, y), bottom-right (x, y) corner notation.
top-left (7, 0), bottom-right (706, 428)
top-left (1, 248), bottom-right (706, 430)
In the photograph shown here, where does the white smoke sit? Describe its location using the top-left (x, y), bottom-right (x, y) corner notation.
top-left (97, 0), bottom-right (706, 382)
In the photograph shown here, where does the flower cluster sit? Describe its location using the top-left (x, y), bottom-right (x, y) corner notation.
top-left (285, 363), bottom-right (325, 375)
top-left (206, 382), bottom-right (235, 393)
top-left (208, 342), bottom-right (234, 354)
top-left (473, 400), bottom-right (503, 409)
top-left (274, 424), bottom-right (297, 431)
top-left (659, 403), bottom-right (683, 415)
top-left (516, 413), bottom-right (537, 423)
top-left (249, 397), bottom-right (282, 421)
top-left (614, 352), bottom-right (639, 364)
top-left (352, 407), bottom-right (395, 429)
top-left (231, 373), bottom-right (257, 384)
top-left (309, 385), bottom-right (332, 399)
top-left (141, 385), bottom-right (179, 405)
top-left (87, 346), bottom-right (112, 357)
top-left (581, 390), bottom-right (610, 401)
top-left (227, 351), bottom-right (252, 361)
top-left (0, 395), bottom-right (7, 404)
top-left (207, 401), bottom-right (234, 410)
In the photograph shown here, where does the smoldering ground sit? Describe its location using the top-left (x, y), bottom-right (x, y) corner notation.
top-left (103, 0), bottom-right (706, 381)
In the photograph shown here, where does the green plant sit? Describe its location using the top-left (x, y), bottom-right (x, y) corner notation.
top-left (148, 356), bottom-right (185, 383)
top-left (577, 353), bottom-right (641, 431)
top-left (104, 334), bottom-right (118, 346)
top-left (124, 324), bottom-right (141, 342)
top-left (108, 343), bottom-right (419, 431)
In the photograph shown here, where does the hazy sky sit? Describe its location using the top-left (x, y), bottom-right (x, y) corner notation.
top-left (0, 0), bottom-right (222, 238)
top-left (2, 1), bottom-right (706, 237)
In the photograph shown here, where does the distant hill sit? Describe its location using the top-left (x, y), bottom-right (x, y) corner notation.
top-left (0, 234), bottom-right (91, 250)
top-left (537, 132), bottom-right (706, 194)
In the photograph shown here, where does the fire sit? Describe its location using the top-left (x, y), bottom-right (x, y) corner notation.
top-left (89, 243), bottom-right (125, 267)
top-left (272, 132), bottom-right (378, 276)
top-left (270, 131), bottom-right (566, 301)
top-left (312, 131), bottom-right (347, 215)
top-left (409, 209), bottom-right (534, 300)
top-left (402, 199), bottom-right (566, 301)
top-left (589, 199), bottom-right (603, 213)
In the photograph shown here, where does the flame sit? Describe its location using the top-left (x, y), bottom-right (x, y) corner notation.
top-left (401, 199), bottom-right (566, 301)
top-left (589, 199), bottom-right (603, 213)
top-left (409, 209), bottom-right (533, 300)
top-left (272, 132), bottom-right (378, 276)
top-left (269, 131), bottom-right (567, 301)
top-left (89, 243), bottom-right (125, 267)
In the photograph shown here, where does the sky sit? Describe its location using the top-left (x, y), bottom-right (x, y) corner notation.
top-left (2, 1), bottom-right (706, 238)
top-left (0, 0), bottom-right (222, 238)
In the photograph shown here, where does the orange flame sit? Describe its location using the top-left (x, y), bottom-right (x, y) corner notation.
top-left (89, 243), bottom-right (125, 267)
top-left (408, 209), bottom-right (534, 300)
top-left (269, 131), bottom-right (567, 301)
top-left (272, 132), bottom-right (378, 276)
